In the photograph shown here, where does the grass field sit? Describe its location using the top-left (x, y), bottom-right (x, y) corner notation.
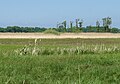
top-left (0, 38), bottom-right (120, 84)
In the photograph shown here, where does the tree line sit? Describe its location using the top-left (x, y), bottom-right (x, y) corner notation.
top-left (0, 26), bottom-right (47, 32)
top-left (0, 17), bottom-right (119, 33)
top-left (56, 17), bottom-right (120, 33)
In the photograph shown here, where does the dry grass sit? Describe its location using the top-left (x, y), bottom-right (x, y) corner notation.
top-left (0, 33), bottom-right (120, 39)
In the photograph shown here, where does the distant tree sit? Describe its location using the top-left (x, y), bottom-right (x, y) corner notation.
top-left (62, 20), bottom-right (67, 32)
top-left (102, 17), bottom-right (112, 32)
top-left (75, 19), bottom-right (79, 29)
top-left (70, 21), bottom-right (73, 28)
top-left (70, 21), bottom-right (73, 32)
top-left (111, 28), bottom-right (119, 33)
top-left (86, 25), bottom-right (92, 32)
top-left (62, 21), bottom-right (67, 28)
top-left (96, 20), bottom-right (100, 32)
top-left (96, 21), bottom-right (100, 27)
top-left (57, 21), bottom-right (67, 32)
top-left (57, 22), bottom-right (59, 28)
top-left (0, 27), bottom-right (6, 32)
top-left (78, 19), bottom-right (83, 28)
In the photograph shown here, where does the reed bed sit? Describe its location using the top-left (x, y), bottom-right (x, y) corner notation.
top-left (15, 39), bottom-right (120, 56)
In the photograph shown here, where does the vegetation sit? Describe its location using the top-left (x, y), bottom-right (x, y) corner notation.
top-left (56, 17), bottom-right (119, 33)
top-left (0, 26), bottom-right (47, 32)
top-left (102, 17), bottom-right (112, 32)
top-left (0, 17), bottom-right (120, 33)
top-left (0, 38), bottom-right (120, 83)
top-left (44, 29), bottom-right (60, 35)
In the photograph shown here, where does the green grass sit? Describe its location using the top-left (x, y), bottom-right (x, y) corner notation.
top-left (0, 38), bottom-right (120, 84)
top-left (1, 53), bottom-right (120, 84)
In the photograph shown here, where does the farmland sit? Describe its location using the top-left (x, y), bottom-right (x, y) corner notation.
top-left (0, 38), bottom-right (120, 84)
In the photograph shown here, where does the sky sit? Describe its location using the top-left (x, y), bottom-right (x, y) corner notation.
top-left (0, 0), bottom-right (120, 28)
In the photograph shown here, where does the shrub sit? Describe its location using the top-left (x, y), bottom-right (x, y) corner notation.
top-left (44, 29), bottom-right (60, 35)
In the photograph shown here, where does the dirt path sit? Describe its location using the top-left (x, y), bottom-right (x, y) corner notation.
top-left (0, 33), bottom-right (120, 39)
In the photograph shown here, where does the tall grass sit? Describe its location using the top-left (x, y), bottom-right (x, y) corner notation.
top-left (15, 40), bottom-right (120, 56)
top-left (1, 38), bottom-right (120, 83)
top-left (1, 53), bottom-right (120, 84)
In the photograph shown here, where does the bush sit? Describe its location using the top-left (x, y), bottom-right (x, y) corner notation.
top-left (44, 29), bottom-right (60, 35)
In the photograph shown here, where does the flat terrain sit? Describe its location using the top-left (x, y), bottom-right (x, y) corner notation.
top-left (0, 33), bottom-right (120, 38)
top-left (0, 38), bottom-right (120, 84)
top-left (0, 38), bottom-right (120, 83)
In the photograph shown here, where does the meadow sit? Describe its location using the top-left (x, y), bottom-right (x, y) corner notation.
top-left (0, 38), bottom-right (120, 84)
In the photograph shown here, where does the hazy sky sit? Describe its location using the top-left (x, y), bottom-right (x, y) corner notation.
top-left (0, 0), bottom-right (120, 28)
